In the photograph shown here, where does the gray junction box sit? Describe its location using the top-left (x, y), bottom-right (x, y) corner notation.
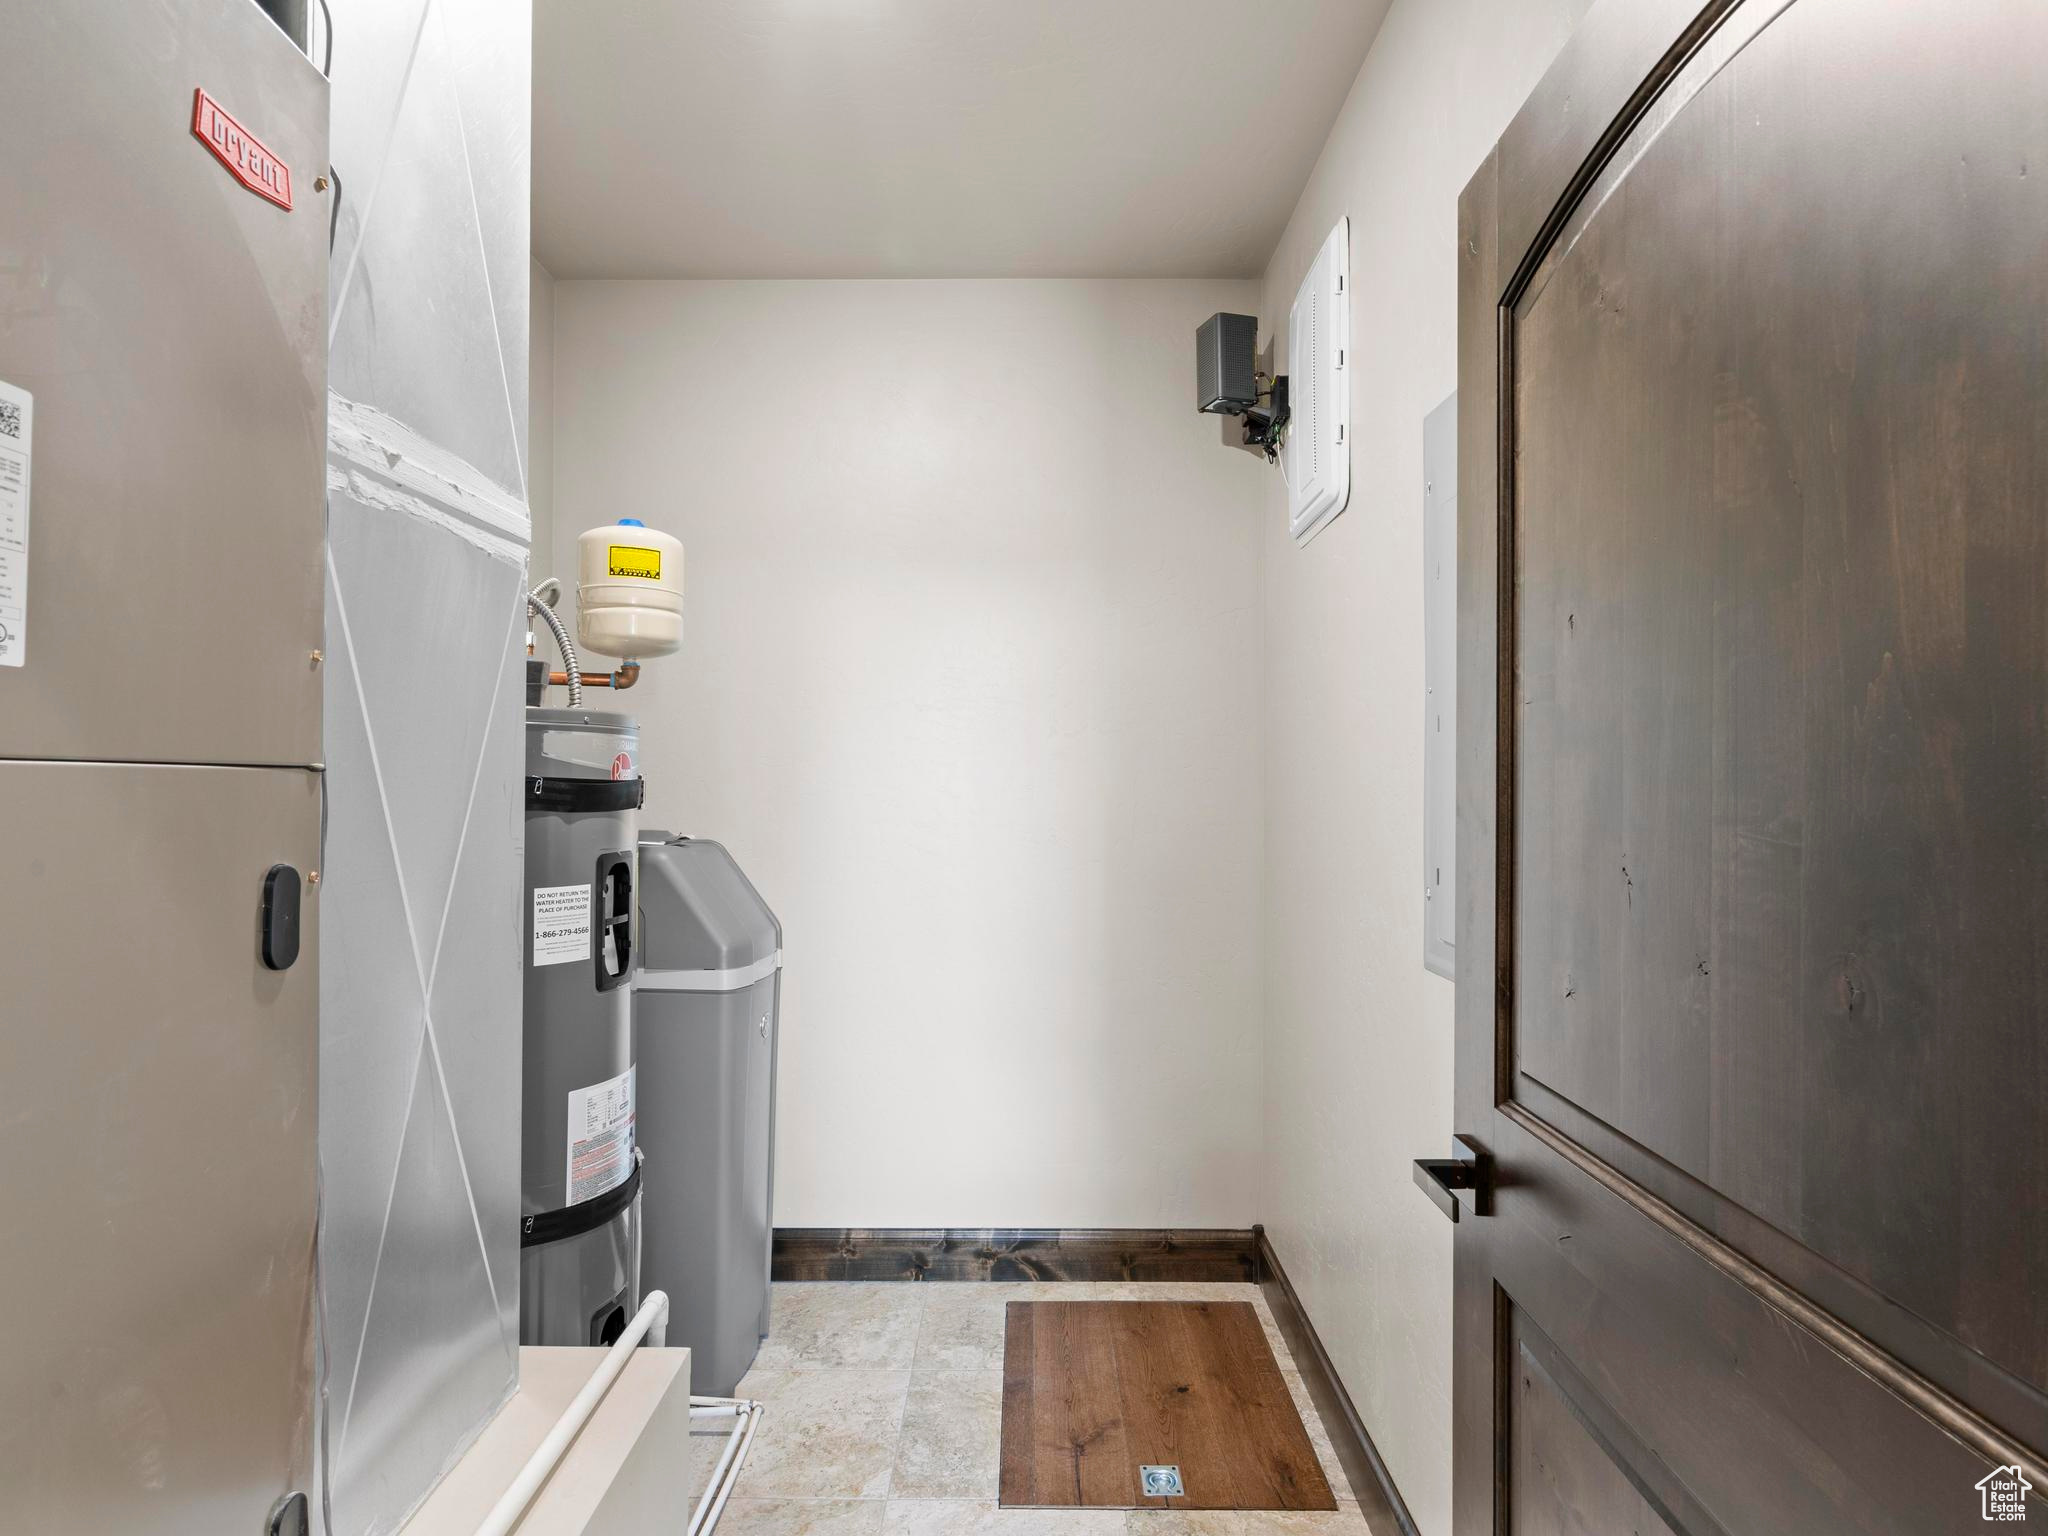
top-left (1196, 310), bottom-right (1259, 415)
top-left (635, 834), bottom-right (784, 1395)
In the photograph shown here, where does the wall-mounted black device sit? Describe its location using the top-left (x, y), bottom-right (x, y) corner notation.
top-left (1196, 312), bottom-right (1290, 463)
top-left (1197, 312), bottom-right (1260, 414)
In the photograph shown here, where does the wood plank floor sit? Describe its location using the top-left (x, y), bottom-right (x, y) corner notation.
top-left (999, 1300), bottom-right (1336, 1511)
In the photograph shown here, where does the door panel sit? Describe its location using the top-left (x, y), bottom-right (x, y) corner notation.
top-left (0, 762), bottom-right (320, 1533)
top-left (1456, 0), bottom-right (2048, 1530)
top-left (0, 1), bottom-right (326, 766)
top-left (1509, 1309), bottom-right (1682, 1536)
top-left (1511, 0), bottom-right (2048, 1390)
top-left (1488, 1122), bottom-right (1997, 1532)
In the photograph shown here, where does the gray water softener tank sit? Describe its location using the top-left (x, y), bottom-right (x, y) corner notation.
top-left (635, 834), bottom-right (783, 1395)
top-left (521, 708), bottom-right (644, 1346)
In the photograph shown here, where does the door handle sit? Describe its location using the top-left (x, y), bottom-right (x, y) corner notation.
top-left (1413, 1135), bottom-right (1490, 1222)
top-left (260, 864), bottom-right (302, 971)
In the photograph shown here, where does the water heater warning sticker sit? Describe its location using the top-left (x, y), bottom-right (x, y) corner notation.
top-left (607, 544), bottom-right (661, 580)
top-left (0, 378), bottom-right (31, 668)
top-left (532, 882), bottom-right (592, 966)
top-left (567, 1066), bottom-right (635, 1204)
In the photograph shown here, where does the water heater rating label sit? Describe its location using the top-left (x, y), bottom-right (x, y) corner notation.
top-left (567, 1066), bottom-right (635, 1204)
top-left (532, 881), bottom-right (592, 966)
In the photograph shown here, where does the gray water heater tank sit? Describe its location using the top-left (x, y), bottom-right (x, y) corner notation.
top-left (520, 708), bottom-right (644, 1346)
top-left (634, 834), bottom-right (782, 1396)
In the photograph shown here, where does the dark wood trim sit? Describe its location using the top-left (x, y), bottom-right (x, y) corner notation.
top-left (1256, 1228), bottom-right (1422, 1536)
top-left (771, 1227), bottom-right (1260, 1283)
top-left (1510, 1071), bottom-right (2048, 1460)
top-left (1493, 0), bottom-right (1746, 279)
top-left (1455, 140), bottom-right (1505, 1536)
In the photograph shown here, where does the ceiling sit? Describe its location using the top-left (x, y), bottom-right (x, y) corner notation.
top-left (532, 0), bottom-right (1389, 280)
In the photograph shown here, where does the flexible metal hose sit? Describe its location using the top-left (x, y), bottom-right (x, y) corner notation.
top-left (528, 589), bottom-right (583, 707)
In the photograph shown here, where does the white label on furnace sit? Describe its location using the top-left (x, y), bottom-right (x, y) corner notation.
top-left (567, 1065), bottom-right (635, 1204)
top-left (0, 378), bottom-right (33, 668)
top-left (532, 881), bottom-right (592, 966)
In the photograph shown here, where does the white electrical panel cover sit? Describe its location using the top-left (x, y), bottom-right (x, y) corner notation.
top-left (1288, 217), bottom-right (1351, 543)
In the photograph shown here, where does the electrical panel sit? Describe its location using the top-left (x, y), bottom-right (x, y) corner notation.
top-left (1288, 217), bottom-right (1351, 543)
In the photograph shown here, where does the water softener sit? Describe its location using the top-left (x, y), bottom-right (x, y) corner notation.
top-left (520, 707), bottom-right (643, 1345)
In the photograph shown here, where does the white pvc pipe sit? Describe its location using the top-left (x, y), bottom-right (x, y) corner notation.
top-left (688, 1402), bottom-right (762, 1536)
top-left (474, 1290), bottom-right (671, 1536)
top-left (687, 1411), bottom-right (747, 1534)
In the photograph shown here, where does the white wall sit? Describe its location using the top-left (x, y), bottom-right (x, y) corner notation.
top-left (552, 278), bottom-right (1267, 1226)
top-left (529, 257), bottom-right (556, 578)
top-left (1255, 2), bottom-right (1588, 1530)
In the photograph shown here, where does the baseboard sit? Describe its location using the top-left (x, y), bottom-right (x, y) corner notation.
top-left (1256, 1227), bottom-right (1422, 1536)
top-left (771, 1227), bottom-right (1261, 1282)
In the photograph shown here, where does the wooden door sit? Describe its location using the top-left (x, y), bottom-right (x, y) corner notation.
top-left (1446, 0), bottom-right (2048, 1531)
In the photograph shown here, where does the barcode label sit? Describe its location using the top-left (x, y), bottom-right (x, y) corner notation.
top-left (567, 1066), bottom-right (636, 1204)
top-left (0, 378), bottom-right (30, 669)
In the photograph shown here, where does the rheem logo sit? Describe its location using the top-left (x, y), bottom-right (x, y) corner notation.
top-left (191, 89), bottom-right (292, 210)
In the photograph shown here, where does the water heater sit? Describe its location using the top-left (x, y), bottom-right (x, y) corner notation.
top-left (520, 709), bottom-right (643, 1345)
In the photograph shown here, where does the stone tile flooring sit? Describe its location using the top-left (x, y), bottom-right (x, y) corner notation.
top-left (687, 1282), bottom-right (1378, 1535)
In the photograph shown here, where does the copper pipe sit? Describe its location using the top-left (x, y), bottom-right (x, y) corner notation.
top-left (549, 662), bottom-right (642, 691)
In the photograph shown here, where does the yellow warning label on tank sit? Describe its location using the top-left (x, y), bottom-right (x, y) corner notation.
top-left (608, 545), bottom-right (661, 580)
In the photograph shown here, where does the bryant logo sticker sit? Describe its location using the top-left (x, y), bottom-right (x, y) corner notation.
top-left (191, 89), bottom-right (292, 210)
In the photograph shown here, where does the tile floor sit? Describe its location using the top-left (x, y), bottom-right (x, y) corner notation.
top-left (685, 1281), bottom-right (1379, 1535)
